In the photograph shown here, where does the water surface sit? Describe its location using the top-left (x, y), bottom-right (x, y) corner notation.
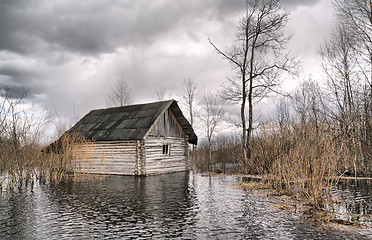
top-left (1, 172), bottom-right (371, 239)
top-left (327, 178), bottom-right (372, 225)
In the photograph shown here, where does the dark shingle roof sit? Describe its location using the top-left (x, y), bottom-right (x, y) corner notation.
top-left (62, 100), bottom-right (197, 144)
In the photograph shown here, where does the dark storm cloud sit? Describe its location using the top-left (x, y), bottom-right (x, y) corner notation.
top-left (0, 0), bottom-right (322, 56)
top-left (0, 0), bottom-right (248, 101)
top-left (0, 0), bottom-right (244, 56)
top-left (0, 50), bottom-right (48, 97)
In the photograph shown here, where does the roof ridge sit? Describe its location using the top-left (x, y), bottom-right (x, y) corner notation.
top-left (90, 99), bottom-right (175, 112)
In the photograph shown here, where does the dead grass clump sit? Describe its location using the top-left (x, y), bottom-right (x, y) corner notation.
top-left (0, 132), bottom-right (99, 191)
top-left (45, 133), bottom-right (97, 185)
top-left (263, 125), bottom-right (347, 208)
top-left (0, 138), bottom-right (49, 190)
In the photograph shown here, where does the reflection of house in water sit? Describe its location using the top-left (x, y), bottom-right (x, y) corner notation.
top-left (52, 172), bottom-right (196, 238)
top-left (52, 100), bottom-right (197, 175)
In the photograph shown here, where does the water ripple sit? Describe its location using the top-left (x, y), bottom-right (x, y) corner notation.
top-left (1, 172), bottom-right (371, 239)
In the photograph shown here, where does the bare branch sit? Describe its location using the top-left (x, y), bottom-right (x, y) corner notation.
top-left (208, 0), bottom-right (296, 167)
top-left (106, 73), bottom-right (133, 107)
top-left (156, 88), bottom-right (166, 101)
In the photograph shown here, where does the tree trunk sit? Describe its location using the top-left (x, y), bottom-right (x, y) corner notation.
top-left (246, 33), bottom-right (256, 172)
top-left (208, 138), bottom-right (212, 172)
top-left (241, 73), bottom-right (248, 173)
top-left (246, 71), bottom-right (254, 171)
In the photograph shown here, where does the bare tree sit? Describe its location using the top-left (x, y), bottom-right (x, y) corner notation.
top-left (321, 22), bottom-right (363, 178)
top-left (321, 24), bottom-right (360, 127)
top-left (0, 85), bottom-right (47, 184)
top-left (49, 103), bottom-right (74, 138)
top-left (178, 78), bottom-right (198, 156)
top-left (0, 86), bottom-right (29, 150)
top-left (209, 0), bottom-right (296, 171)
top-left (156, 88), bottom-right (166, 101)
top-left (106, 73), bottom-right (133, 107)
top-left (334, 0), bottom-right (372, 174)
top-left (335, 0), bottom-right (372, 88)
top-left (291, 79), bottom-right (324, 133)
top-left (178, 78), bottom-right (197, 128)
top-left (198, 92), bottom-right (226, 172)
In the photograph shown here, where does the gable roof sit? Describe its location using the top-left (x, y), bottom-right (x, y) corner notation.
top-left (61, 100), bottom-right (197, 145)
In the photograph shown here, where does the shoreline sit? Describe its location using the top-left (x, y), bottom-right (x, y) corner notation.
top-left (210, 172), bottom-right (372, 232)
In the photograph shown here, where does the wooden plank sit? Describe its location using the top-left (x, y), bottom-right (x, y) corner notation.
top-left (144, 136), bottom-right (188, 175)
top-left (71, 140), bottom-right (137, 175)
top-left (70, 135), bottom-right (190, 176)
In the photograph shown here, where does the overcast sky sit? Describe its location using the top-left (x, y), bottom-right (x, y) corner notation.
top-left (0, 0), bottom-right (335, 138)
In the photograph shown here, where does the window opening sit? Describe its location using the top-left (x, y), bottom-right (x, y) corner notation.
top-left (162, 144), bottom-right (170, 155)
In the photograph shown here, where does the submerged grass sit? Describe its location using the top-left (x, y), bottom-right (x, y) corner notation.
top-left (196, 122), bottom-right (360, 210)
top-left (0, 133), bottom-right (100, 191)
top-left (236, 177), bottom-right (369, 228)
top-left (303, 208), bottom-right (363, 227)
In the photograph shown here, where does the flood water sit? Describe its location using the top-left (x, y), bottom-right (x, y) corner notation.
top-left (1, 172), bottom-right (371, 239)
top-left (327, 179), bottom-right (372, 224)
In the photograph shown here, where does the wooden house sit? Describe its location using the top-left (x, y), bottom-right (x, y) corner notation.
top-left (54, 100), bottom-right (197, 176)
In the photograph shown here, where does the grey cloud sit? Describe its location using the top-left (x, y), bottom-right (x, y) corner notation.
top-left (280, 0), bottom-right (321, 8)
top-left (0, 60), bottom-right (40, 78)
top-left (0, 74), bottom-right (47, 98)
top-left (214, 0), bottom-right (322, 12)
top-left (0, 0), bottom-right (249, 56)
top-left (0, 0), bottom-right (324, 56)
top-left (0, 52), bottom-right (49, 97)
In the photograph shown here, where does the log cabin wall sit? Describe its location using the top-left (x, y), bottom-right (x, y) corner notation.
top-left (144, 136), bottom-right (188, 175)
top-left (144, 108), bottom-right (189, 175)
top-left (71, 137), bottom-right (187, 176)
top-left (72, 141), bottom-right (138, 175)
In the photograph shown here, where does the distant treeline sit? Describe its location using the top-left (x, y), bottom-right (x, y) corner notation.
top-left (192, 77), bottom-right (371, 207)
top-left (193, 80), bottom-right (372, 178)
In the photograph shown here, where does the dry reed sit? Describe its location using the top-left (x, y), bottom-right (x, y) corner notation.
top-left (0, 132), bottom-right (98, 191)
